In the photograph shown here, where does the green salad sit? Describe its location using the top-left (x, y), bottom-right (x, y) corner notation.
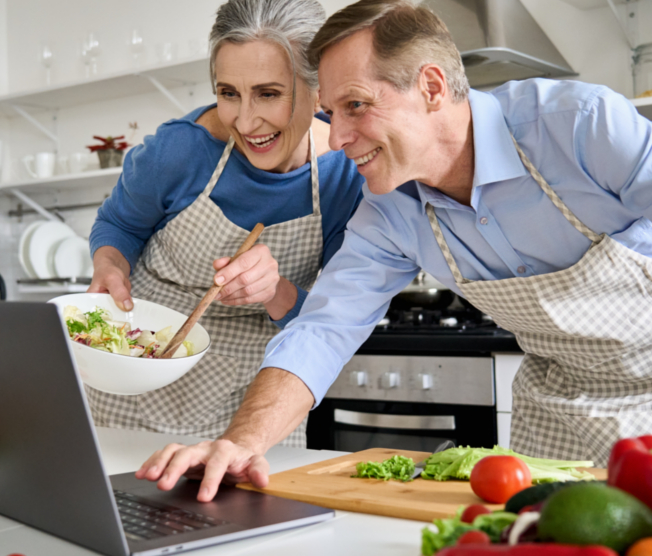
top-left (64, 305), bottom-right (193, 359)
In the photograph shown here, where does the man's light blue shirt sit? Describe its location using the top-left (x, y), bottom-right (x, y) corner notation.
top-left (261, 78), bottom-right (652, 406)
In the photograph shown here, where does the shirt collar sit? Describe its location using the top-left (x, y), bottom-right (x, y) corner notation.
top-left (414, 88), bottom-right (528, 213)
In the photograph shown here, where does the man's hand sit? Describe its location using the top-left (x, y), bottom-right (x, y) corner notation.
top-left (135, 368), bottom-right (314, 501)
top-left (88, 246), bottom-right (133, 311)
top-left (135, 438), bottom-right (270, 502)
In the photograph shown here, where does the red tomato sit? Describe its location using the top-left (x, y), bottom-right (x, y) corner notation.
top-left (456, 530), bottom-right (491, 545)
top-left (638, 435), bottom-right (652, 450)
top-left (470, 455), bottom-right (532, 504)
top-left (460, 504), bottom-right (492, 523)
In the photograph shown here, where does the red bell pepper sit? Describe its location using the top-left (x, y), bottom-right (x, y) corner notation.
top-left (436, 544), bottom-right (617, 556)
top-left (607, 436), bottom-right (652, 510)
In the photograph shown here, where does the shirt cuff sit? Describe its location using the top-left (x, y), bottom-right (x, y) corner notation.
top-left (89, 236), bottom-right (139, 274)
top-left (260, 328), bottom-right (344, 408)
top-left (270, 286), bottom-right (308, 329)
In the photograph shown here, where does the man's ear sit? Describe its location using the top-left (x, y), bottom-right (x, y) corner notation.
top-left (419, 64), bottom-right (446, 112)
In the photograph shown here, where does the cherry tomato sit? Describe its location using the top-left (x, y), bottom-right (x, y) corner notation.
top-left (460, 503), bottom-right (492, 523)
top-left (456, 530), bottom-right (491, 545)
top-left (470, 455), bottom-right (532, 504)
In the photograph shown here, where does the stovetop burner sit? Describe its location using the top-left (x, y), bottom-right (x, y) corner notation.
top-left (376, 307), bottom-right (500, 335)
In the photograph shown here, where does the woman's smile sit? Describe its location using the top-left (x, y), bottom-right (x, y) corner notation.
top-left (243, 131), bottom-right (281, 152)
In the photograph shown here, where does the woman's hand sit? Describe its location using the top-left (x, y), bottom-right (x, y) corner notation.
top-left (213, 244), bottom-right (298, 319)
top-left (88, 246), bottom-right (133, 311)
top-left (213, 244), bottom-right (281, 306)
top-left (135, 438), bottom-right (270, 502)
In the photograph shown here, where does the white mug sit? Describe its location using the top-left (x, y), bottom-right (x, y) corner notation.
top-left (22, 152), bottom-right (56, 179)
top-left (69, 152), bottom-right (89, 174)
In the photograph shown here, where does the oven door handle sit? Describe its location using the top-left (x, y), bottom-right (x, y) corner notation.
top-left (333, 409), bottom-right (456, 431)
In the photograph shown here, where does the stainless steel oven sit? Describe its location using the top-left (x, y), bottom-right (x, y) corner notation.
top-left (306, 275), bottom-right (522, 453)
top-left (307, 354), bottom-right (498, 452)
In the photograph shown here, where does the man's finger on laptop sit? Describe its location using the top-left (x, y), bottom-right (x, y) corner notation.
top-left (197, 455), bottom-right (230, 502)
top-left (136, 442), bottom-right (197, 480)
top-left (156, 444), bottom-right (210, 491)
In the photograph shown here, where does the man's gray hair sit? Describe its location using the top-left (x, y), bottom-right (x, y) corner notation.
top-left (308, 0), bottom-right (469, 103)
top-left (209, 0), bottom-right (326, 112)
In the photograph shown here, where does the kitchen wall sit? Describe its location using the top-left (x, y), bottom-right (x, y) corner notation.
top-left (0, 0), bottom-right (641, 301)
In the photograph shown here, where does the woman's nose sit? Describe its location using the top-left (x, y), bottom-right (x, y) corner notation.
top-left (236, 102), bottom-right (262, 135)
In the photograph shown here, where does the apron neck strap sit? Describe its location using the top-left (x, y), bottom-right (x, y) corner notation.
top-left (510, 136), bottom-right (601, 243)
top-left (202, 136), bottom-right (235, 197)
top-left (309, 127), bottom-right (321, 217)
top-left (427, 134), bottom-right (602, 287)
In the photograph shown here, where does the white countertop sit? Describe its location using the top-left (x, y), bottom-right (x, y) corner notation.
top-left (0, 427), bottom-right (425, 555)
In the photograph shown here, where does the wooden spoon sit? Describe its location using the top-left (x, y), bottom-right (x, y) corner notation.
top-left (157, 223), bottom-right (265, 359)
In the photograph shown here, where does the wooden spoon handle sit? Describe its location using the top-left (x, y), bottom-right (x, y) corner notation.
top-left (158, 223), bottom-right (265, 359)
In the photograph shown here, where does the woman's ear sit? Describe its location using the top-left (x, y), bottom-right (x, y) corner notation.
top-left (419, 64), bottom-right (447, 112)
top-left (314, 89), bottom-right (321, 113)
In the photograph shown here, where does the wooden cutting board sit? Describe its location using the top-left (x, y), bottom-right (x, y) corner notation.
top-left (237, 448), bottom-right (607, 523)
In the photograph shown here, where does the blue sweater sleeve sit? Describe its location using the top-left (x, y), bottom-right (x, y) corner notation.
top-left (89, 125), bottom-right (203, 271)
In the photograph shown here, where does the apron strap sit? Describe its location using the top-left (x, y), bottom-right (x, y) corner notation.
top-left (511, 136), bottom-right (601, 243)
top-left (309, 127), bottom-right (321, 217)
top-left (202, 136), bottom-right (235, 197)
top-left (426, 204), bottom-right (468, 285)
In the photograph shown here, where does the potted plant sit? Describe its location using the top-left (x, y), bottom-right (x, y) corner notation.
top-left (86, 135), bottom-right (130, 169)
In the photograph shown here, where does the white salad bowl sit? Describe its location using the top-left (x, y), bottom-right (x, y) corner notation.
top-left (48, 293), bottom-right (211, 395)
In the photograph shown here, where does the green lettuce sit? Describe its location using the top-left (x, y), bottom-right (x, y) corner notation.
top-left (421, 445), bottom-right (595, 483)
top-left (352, 455), bottom-right (415, 482)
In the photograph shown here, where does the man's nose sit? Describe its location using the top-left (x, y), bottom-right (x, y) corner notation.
top-left (328, 115), bottom-right (353, 152)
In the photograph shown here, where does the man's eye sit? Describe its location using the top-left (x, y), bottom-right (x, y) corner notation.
top-left (350, 101), bottom-right (363, 110)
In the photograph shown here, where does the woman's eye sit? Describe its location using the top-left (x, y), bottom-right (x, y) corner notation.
top-left (260, 91), bottom-right (279, 99)
top-left (349, 101), bottom-right (364, 111)
top-left (219, 90), bottom-right (238, 99)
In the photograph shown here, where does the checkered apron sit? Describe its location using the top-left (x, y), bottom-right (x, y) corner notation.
top-left (86, 130), bottom-right (323, 447)
top-left (427, 136), bottom-right (652, 467)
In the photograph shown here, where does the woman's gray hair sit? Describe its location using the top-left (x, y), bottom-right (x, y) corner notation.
top-left (209, 0), bottom-right (326, 113)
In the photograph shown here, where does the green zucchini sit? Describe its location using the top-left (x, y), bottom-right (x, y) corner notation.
top-left (504, 482), bottom-right (571, 514)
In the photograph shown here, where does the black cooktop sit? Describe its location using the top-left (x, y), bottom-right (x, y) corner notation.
top-left (360, 307), bottom-right (522, 355)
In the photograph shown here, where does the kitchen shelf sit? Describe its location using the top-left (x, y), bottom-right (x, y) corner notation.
top-left (0, 167), bottom-right (122, 195)
top-left (559, 0), bottom-right (627, 9)
top-left (631, 96), bottom-right (652, 119)
top-left (0, 55), bottom-right (210, 116)
top-left (18, 283), bottom-right (88, 294)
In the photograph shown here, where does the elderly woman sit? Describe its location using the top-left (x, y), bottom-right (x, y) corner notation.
top-left (87, 0), bottom-right (363, 447)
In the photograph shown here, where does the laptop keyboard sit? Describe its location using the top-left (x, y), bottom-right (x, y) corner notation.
top-left (114, 490), bottom-right (229, 542)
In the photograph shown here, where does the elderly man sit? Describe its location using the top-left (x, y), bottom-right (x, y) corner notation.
top-left (137, 0), bottom-right (652, 499)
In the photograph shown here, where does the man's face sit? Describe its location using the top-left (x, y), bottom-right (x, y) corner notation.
top-left (319, 29), bottom-right (430, 194)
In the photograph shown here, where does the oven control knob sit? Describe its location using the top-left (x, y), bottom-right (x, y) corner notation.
top-left (381, 371), bottom-right (400, 389)
top-left (420, 373), bottom-right (434, 390)
top-left (349, 370), bottom-right (367, 387)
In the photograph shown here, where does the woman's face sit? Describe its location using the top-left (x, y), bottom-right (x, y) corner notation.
top-left (214, 40), bottom-right (318, 173)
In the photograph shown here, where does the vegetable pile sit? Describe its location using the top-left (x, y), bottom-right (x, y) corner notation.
top-left (64, 305), bottom-right (193, 359)
top-left (353, 455), bottom-right (415, 482)
top-left (421, 435), bottom-right (652, 556)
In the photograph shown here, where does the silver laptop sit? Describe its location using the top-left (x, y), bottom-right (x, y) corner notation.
top-left (0, 302), bottom-right (333, 556)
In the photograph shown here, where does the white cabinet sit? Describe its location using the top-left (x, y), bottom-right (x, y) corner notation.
top-left (493, 353), bottom-right (524, 448)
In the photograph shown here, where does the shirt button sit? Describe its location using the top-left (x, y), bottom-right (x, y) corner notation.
top-left (479, 217), bottom-right (488, 225)
top-left (517, 266), bottom-right (526, 274)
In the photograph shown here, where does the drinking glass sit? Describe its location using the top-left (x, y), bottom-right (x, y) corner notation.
top-left (129, 29), bottom-right (145, 69)
top-left (81, 32), bottom-right (101, 78)
top-left (40, 43), bottom-right (53, 86)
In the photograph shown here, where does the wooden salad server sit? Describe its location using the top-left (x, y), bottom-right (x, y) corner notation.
top-left (157, 223), bottom-right (265, 359)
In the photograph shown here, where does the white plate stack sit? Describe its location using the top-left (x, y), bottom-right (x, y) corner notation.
top-left (19, 220), bottom-right (94, 280)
